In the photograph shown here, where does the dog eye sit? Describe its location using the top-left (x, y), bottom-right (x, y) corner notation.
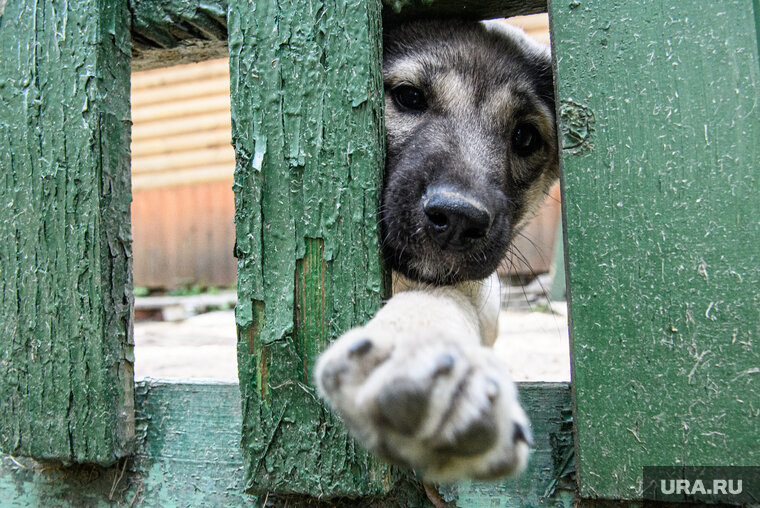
top-left (512, 124), bottom-right (542, 157)
top-left (391, 85), bottom-right (427, 113)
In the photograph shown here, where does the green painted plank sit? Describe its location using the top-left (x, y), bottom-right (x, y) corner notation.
top-left (551, 0), bottom-right (760, 500)
top-left (0, 382), bottom-right (246, 508)
top-left (130, 0), bottom-right (227, 50)
top-left (228, 0), bottom-right (394, 497)
top-left (0, 0), bottom-right (134, 464)
top-left (0, 382), bottom-right (571, 507)
top-left (127, 0), bottom-right (547, 70)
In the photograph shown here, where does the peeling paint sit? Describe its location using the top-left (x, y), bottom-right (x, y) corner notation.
top-left (229, 0), bottom-right (394, 497)
top-left (0, 0), bottom-right (133, 464)
top-left (559, 98), bottom-right (595, 154)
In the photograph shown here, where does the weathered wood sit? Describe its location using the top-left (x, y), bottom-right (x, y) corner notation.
top-left (129, 0), bottom-right (229, 70)
top-left (229, 0), bottom-right (394, 496)
top-left (127, 0), bottom-right (548, 70)
top-left (0, 0), bottom-right (134, 464)
top-left (551, 0), bottom-right (760, 500)
top-left (0, 381), bottom-right (572, 507)
top-left (0, 382), bottom-right (248, 507)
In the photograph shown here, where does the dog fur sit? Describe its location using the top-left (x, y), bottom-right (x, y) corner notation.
top-left (315, 19), bottom-right (559, 482)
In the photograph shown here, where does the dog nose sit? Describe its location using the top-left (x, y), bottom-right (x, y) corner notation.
top-left (422, 188), bottom-right (492, 251)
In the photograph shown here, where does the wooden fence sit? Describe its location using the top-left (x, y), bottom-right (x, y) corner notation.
top-left (1, 0), bottom-right (758, 505)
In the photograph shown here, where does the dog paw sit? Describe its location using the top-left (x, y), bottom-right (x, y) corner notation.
top-left (315, 327), bottom-right (531, 482)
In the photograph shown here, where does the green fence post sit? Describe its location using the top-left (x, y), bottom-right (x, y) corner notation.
top-left (0, 0), bottom-right (134, 464)
top-left (551, 0), bottom-right (760, 499)
top-left (228, 0), bottom-right (397, 497)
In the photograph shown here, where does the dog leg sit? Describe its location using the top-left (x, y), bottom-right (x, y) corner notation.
top-left (315, 274), bottom-right (531, 482)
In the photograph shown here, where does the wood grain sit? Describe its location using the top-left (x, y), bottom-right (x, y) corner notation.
top-left (0, 381), bottom-right (573, 506)
top-left (0, 0), bottom-right (134, 464)
top-left (552, 0), bottom-right (760, 499)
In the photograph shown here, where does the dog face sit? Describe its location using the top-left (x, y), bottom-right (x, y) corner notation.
top-left (381, 20), bottom-right (559, 285)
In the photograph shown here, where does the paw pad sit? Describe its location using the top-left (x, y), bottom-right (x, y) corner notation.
top-left (376, 379), bottom-right (428, 435)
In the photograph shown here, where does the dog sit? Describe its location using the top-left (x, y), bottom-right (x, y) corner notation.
top-left (315, 18), bottom-right (559, 482)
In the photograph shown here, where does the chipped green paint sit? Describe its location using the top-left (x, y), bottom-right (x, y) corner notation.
top-left (559, 99), bottom-right (595, 154)
top-left (126, 0), bottom-right (548, 56)
top-left (0, 381), bottom-right (572, 507)
top-left (130, 0), bottom-right (227, 49)
top-left (551, 0), bottom-right (760, 500)
top-left (0, 382), bottom-right (248, 507)
top-left (0, 0), bottom-right (134, 464)
top-left (228, 0), bottom-right (394, 497)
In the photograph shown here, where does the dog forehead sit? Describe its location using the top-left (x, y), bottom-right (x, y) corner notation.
top-left (383, 20), bottom-right (534, 78)
top-left (383, 23), bottom-right (546, 119)
top-left (383, 45), bottom-right (523, 88)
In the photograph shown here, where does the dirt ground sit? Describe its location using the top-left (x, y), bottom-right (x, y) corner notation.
top-left (133, 302), bottom-right (570, 383)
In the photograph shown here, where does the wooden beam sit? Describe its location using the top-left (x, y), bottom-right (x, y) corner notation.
top-left (551, 0), bottom-right (760, 500)
top-left (0, 0), bottom-right (134, 464)
top-left (129, 0), bottom-right (229, 70)
top-left (229, 0), bottom-right (392, 497)
top-left (382, 0), bottom-right (546, 22)
top-left (128, 0), bottom-right (548, 70)
top-left (0, 381), bottom-right (574, 506)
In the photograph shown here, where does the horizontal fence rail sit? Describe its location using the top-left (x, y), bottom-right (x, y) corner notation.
top-left (0, 381), bottom-right (573, 506)
top-left (128, 0), bottom-right (547, 70)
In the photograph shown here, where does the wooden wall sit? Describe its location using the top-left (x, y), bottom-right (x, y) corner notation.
top-left (131, 59), bottom-right (236, 288)
top-left (129, 15), bottom-right (555, 289)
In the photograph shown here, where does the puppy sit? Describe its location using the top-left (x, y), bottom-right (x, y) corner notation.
top-left (315, 19), bottom-right (559, 482)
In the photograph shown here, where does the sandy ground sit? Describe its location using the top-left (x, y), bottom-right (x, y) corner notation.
top-left (133, 304), bottom-right (570, 383)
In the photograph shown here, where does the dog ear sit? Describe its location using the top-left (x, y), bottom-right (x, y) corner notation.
top-left (481, 19), bottom-right (556, 117)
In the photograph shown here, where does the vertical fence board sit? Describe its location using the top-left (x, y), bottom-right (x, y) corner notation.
top-left (228, 0), bottom-right (395, 497)
top-left (0, 0), bottom-right (134, 464)
top-left (551, 0), bottom-right (760, 499)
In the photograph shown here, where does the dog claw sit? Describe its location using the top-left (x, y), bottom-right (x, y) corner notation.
top-left (348, 337), bottom-right (373, 357)
top-left (432, 352), bottom-right (455, 376)
top-left (513, 421), bottom-right (533, 447)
